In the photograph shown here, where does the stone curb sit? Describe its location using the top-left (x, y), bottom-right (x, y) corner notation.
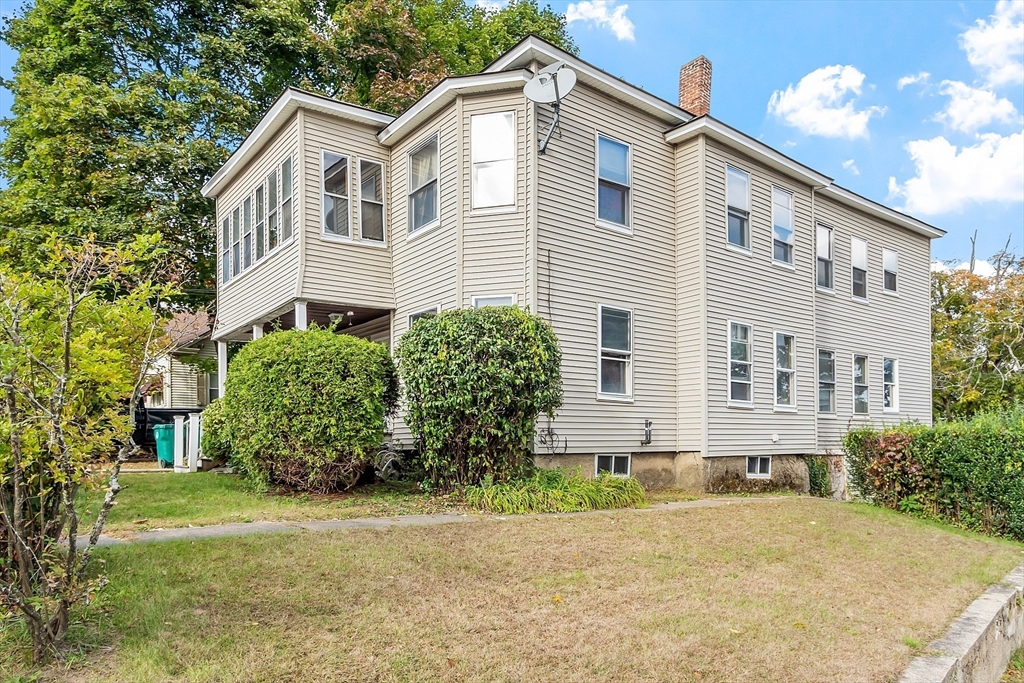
top-left (898, 562), bottom-right (1024, 683)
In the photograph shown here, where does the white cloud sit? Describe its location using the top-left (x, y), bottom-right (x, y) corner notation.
top-left (565, 0), bottom-right (635, 41)
top-left (957, 260), bottom-right (998, 276)
top-left (767, 65), bottom-right (885, 139)
top-left (887, 131), bottom-right (1024, 214)
top-left (897, 71), bottom-right (931, 90)
top-left (842, 159), bottom-right (860, 175)
top-left (934, 80), bottom-right (1020, 132)
top-left (960, 0), bottom-right (1024, 87)
top-left (474, 0), bottom-right (504, 11)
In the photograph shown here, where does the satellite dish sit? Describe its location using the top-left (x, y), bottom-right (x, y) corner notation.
top-left (524, 62), bottom-right (577, 154)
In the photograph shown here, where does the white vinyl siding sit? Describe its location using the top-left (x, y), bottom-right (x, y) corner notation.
top-left (772, 187), bottom-right (794, 265)
top-left (726, 166), bottom-right (750, 250)
top-left (322, 150), bottom-right (350, 237)
top-left (728, 321), bottom-right (753, 406)
top-left (774, 332), bottom-right (796, 409)
top-left (817, 349), bottom-right (835, 413)
top-left (596, 134), bottom-right (631, 229)
top-left (598, 305), bottom-right (632, 399)
top-left (471, 112), bottom-right (515, 210)
top-left (884, 357), bottom-right (899, 411)
top-left (883, 248), bottom-right (898, 293)
top-left (816, 224), bottom-right (833, 290)
top-left (408, 134), bottom-right (440, 234)
top-left (851, 236), bottom-right (868, 299)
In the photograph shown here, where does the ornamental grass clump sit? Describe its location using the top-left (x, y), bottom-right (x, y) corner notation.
top-left (464, 468), bottom-right (647, 514)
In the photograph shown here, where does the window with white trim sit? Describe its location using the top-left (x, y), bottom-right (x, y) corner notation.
top-left (231, 206), bottom-right (240, 278)
top-left (852, 236), bottom-right (868, 299)
top-left (883, 358), bottom-right (898, 411)
top-left (729, 322), bottom-right (753, 404)
top-left (255, 185), bottom-right (265, 261)
top-left (598, 305), bottom-right (632, 397)
top-left (408, 305), bottom-right (439, 328)
top-left (323, 150), bottom-right (350, 237)
top-left (267, 168), bottom-right (279, 251)
top-left (207, 372), bottom-right (220, 403)
top-left (817, 349), bottom-right (835, 413)
top-left (360, 160), bottom-right (385, 242)
top-left (816, 224), bottom-right (833, 289)
top-left (409, 136), bottom-right (439, 233)
top-left (242, 196), bottom-right (253, 269)
top-left (746, 456), bottom-right (771, 479)
top-left (596, 454), bottom-right (630, 477)
top-left (471, 112), bottom-right (515, 209)
top-left (473, 294), bottom-right (516, 309)
top-left (775, 332), bottom-right (796, 408)
top-left (853, 355), bottom-right (869, 414)
top-left (772, 187), bottom-right (794, 264)
top-left (597, 135), bottom-right (630, 227)
top-left (221, 216), bottom-right (230, 283)
top-left (726, 166), bottom-right (750, 249)
top-left (883, 249), bottom-right (898, 293)
top-left (281, 157), bottom-right (293, 242)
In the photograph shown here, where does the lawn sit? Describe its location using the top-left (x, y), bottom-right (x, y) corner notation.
top-left (12, 498), bottom-right (1022, 682)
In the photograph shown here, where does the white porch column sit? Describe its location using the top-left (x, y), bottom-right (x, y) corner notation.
top-left (187, 412), bottom-right (201, 472)
top-left (173, 414), bottom-right (187, 473)
top-left (294, 300), bottom-right (308, 330)
top-left (252, 323), bottom-right (264, 340)
top-left (216, 340), bottom-right (228, 397)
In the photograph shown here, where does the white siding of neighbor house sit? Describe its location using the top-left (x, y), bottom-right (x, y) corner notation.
top-left (703, 140), bottom-right (818, 457)
top-left (814, 194), bottom-right (933, 453)
top-left (215, 115), bottom-right (301, 339)
top-left (165, 340), bottom-right (217, 409)
top-left (675, 136), bottom-right (705, 452)
top-left (300, 111), bottom-right (394, 310)
top-left (535, 82), bottom-right (679, 454)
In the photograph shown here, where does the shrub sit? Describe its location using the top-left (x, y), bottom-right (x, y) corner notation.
top-left (395, 307), bottom-right (562, 492)
top-left (224, 327), bottom-right (398, 493)
top-left (806, 456), bottom-right (831, 498)
top-left (200, 398), bottom-right (231, 464)
top-left (464, 468), bottom-right (647, 514)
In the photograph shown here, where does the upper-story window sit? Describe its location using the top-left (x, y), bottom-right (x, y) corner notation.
top-left (772, 187), bottom-right (794, 265)
top-left (726, 166), bottom-right (750, 250)
top-left (816, 224), bottom-right (833, 290)
top-left (221, 217), bottom-right (230, 284)
top-left (851, 236), bottom-right (868, 299)
top-left (729, 321), bottom-right (753, 405)
top-left (360, 160), bottom-right (385, 243)
top-left (231, 206), bottom-right (240, 278)
top-left (597, 135), bottom-right (630, 229)
top-left (598, 305), bottom-right (632, 398)
top-left (323, 150), bottom-right (350, 238)
top-left (471, 112), bottom-right (515, 210)
top-left (774, 332), bottom-right (796, 408)
top-left (220, 156), bottom-right (293, 285)
top-left (268, 168), bottom-right (279, 251)
top-left (255, 185), bottom-right (265, 260)
top-left (281, 157), bottom-right (293, 242)
top-left (242, 196), bottom-right (253, 269)
top-left (409, 135), bottom-right (439, 234)
top-left (883, 249), bottom-right (898, 293)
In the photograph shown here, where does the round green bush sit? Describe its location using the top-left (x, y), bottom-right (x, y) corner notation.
top-left (395, 306), bottom-right (562, 492)
top-left (200, 397), bottom-right (231, 464)
top-left (223, 327), bottom-right (398, 493)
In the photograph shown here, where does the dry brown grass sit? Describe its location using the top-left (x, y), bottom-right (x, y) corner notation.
top-left (22, 499), bottom-right (1024, 682)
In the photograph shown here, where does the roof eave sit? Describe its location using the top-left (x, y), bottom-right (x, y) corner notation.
top-left (819, 185), bottom-right (946, 239)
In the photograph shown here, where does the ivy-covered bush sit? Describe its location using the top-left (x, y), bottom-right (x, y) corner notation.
top-left (395, 307), bottom-right (562, 492)
top-left (200, 398), bottom-right (231, 464)
top-left (806, 456), bottom-right (831, 498)
top-left (843, 408), bottom-right (1024, 539)
top-left (224, 327), bottom-right (398, 493)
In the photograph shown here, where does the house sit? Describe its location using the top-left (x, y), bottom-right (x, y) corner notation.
top-left (145, 312), bottom-right (219, 410)
top-left (201, 36), bottom-right (944, 492)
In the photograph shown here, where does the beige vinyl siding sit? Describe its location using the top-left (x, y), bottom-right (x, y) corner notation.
top-left (675, 137), bottom-right (705, 452)
top-left (215, 115), bottom-right (301, 338)
top-left (814, 195), bottom-right (933, 452)
top-left (536, 83), bottom-right (678, 454)
top-left (703, 140), bottom-right (817, 457)
top-left (165, 340), bottom-right (216, 409)
top-left (300, 111), bottom-right (394, 310)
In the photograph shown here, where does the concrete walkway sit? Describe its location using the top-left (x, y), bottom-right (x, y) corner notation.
top-left (83, 496), bottom-right (798, 548)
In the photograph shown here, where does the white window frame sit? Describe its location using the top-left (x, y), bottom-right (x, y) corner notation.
top-left (207, 371), bottom-right (220, 404)
top-left (321, 149), bottom-right (351, 240)
top-left (746, 455), bottom-right (771, 480)
top-left (883, 357), bottom-right (899, 413)
top-left (883, 248), bottom-right (899, 295)
top-left (774, 331), bottom-right (796, 410)
top-left (725, 165), bottom-right (751, 253)
top-left (220, 215), bottom-right (231, 284)
top-left (853, 354), bottom-right (870, 416)
top-left (817, 348), bottom-right (836, 415)
top-left (471, 294), bottom-right (517, 309)
top-left (727, 320), bottom-right (754, 408)
top-left (408, 304), bottom-right (441, 328)
top-left (407, 133), bottom-right (441, 237)
top-left (597, 304), bottom-right (634, 401)
top-left (242, 195), bottom-right (253, 270)
top-left (594, 132), bottom-right (632, 233)
top-left (280, 156), bottom-right (294, 243)
top-left (255, 183), bottom-right (265, 262)
top-left (595, 453), bottom-right (631, 477)
top-left (771, 186), bottom-right (795, 267)
top-left (357, 158), bottom-right (387, 245)
top-left (851, 236), bottom-right (868, 301)
top-left (816, 223), bottom-right (834, 291)
top-left (470, 111), bottom-right (516, 212)
top-left (267, 167), bottom-right (279, 253)
top-left (231, 205), bottom-right (241, 278)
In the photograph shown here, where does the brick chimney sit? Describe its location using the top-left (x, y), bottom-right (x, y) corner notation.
top-left (679, 56), bottom-right (712, 117)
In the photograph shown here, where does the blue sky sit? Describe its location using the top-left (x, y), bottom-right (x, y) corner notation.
top-left (2, 0), bottom-right (1022, 264)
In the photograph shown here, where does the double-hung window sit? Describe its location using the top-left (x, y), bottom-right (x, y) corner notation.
top-left (598, 305), bottom-right (632, 398)
top-left (221, 217), bottom-right (230, 283)
top-left (772, 187), bottom-right (794, 265)
top-left (775, 332), bottom-right (796, 408)
top-left (242, 196), bottom-right (253, 270)
top-left (853, 355), bottom-right (869, 414)
top-left (281, 157), bottom-right (293, 242)
top-left (817, 349), bottom-right (835, 413)
top-left (816, 224), bottom-right (833, 289)
top-left (729, 322), bottom-right (753, 404)
top-left (883, 358), bottom-right (898, 411)
top-left (883, 249), bottom-right (898, 293)
top-left (471, 112), bottom-right (515, 210)
top-left (360, 160), bottom-right (385, 242)
top-left (231, 207), bottom-right (241, 278)
top-left (597, 135), bottom-right (630, 228)
top-left (255, 185), bottom-right (265, 260)
top-left (726, 167), bottom-right (750, 250)
top-left (852, 237), bottom-right (868, 299)
top-left (267, 169), bottom-right (279, 250)
top-left (323, 151), bottom-right (350, 237)
top-left (409, 136), bottom-right (439, 233)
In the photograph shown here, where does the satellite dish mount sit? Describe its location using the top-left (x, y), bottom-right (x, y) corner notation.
top-left (523, 62), bottom-right (577, 155)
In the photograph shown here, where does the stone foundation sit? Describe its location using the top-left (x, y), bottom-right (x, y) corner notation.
top-left (703, 455), bottom-right (810, 494)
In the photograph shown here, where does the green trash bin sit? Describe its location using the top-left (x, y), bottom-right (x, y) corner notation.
top-left (153, 423), bottom-right (175, 468)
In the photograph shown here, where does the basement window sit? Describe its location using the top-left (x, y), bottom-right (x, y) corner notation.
top-left (746, 456), bottom-right (771, 479)
top-left (596, 454), bottom-right (630, 477)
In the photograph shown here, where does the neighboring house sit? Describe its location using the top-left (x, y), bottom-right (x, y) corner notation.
top-left (145, 312), bottom-right (219, 410)
top-left (201, 36), bottom-right (944, 491)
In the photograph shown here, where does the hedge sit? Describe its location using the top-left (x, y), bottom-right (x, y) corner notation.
top-left (200, 397), bottom-right (231, 464)
top-left (843, 408), bottom-right (1024, 539)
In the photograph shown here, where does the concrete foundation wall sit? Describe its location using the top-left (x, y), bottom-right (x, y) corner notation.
top-left (704, 455), bottom-right (810, 494)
